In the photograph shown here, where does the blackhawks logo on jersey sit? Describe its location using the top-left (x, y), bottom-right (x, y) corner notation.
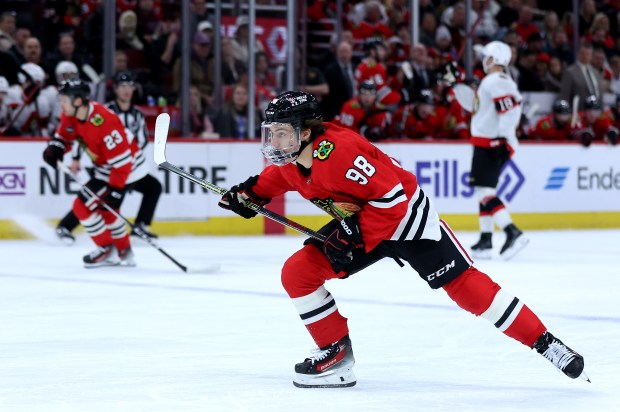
top-left (91, 113), bottom-right (104, 127)
top-left (310, 197), bottom-right (362, 219)
top-left (313, 140), bottom-right (335, 161)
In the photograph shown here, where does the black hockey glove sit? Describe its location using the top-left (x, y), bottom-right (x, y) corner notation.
top-left (100, 186), bottom-right (125, 210)
top-left (578, 129), bottom-right (594, 147)
top-left (323, 215), bottom-right (365, 265)
top-left (218, 175), bottom-right (271, 219)
top-left (42, 138), bottom-right (66, 169)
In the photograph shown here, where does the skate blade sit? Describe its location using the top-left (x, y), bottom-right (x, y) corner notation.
top-left (293, 368), bottom-right (356, 388)
top-left (500, 236), bottom-right (530, 261)
top-left (579, 370), bottom-right (591, 383)
top-left (58, 237), bottom-right (76, 246)
top-left (471, 249), bottom-right (492, 260)
top-left (84, 261), bottom-right (121, 268)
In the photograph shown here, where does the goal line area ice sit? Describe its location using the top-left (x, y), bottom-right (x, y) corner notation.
top-left (0, 230), bottom-right (618, 412)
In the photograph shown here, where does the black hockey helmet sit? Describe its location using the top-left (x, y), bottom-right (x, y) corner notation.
top-left (58, 78), bottom-right (90, 103)
top-left (584, 95), bottom-right (601, 110)
top-left (416, 89), bottom-right (435, 105)
top-left (552, 99), bottom-right (571, 115)
top-left (113, 70), bottom-right (135, 86)
top-left (358, 79), bottom-right (377, 94)
top-left (264, 91), bottom-right (322, 128)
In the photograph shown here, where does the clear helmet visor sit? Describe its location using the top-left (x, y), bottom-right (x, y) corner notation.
top-left (260, 122), bottom-right (301, 166)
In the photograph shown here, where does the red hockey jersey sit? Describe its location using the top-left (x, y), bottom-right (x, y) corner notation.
top-left (529, 114), bottom-right (571, 141)
top-left (251, 123), bottom-right (441, 251)
top-left (55, 102), bottom-right (142, 189)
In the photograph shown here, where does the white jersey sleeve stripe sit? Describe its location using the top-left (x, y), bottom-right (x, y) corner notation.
top-left (368, 183), bottom-right (407, 209)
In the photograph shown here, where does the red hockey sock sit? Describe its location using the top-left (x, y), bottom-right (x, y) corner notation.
top-left (100, 210), bottom-right (130, 250)
top-left (73, 198), bottom-right (112, 247)
top-left (443, 267), bottom-right (546, 347)
top-left (282, 244), bottom-right (349, 347)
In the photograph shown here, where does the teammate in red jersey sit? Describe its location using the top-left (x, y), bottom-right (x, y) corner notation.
top-left (218, 91), bottom-right (588, 388)
top-left (42, 79), bottom-right (147, 267)
top-left (570, 95), bottom-right (618, 147)
top-left (386, 89), bottom-right (442, 139)
top-left (529, 99), bottom-right (572, 141)
top-left (333, 79), bottom-right (389, 140)
top-left (354, 40), bottom-right (401, 108)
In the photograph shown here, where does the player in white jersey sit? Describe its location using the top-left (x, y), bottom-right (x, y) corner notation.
top-left (4, 63), bottom-right (53, 136)
top-left (469, 41), bottom-right (528, 260)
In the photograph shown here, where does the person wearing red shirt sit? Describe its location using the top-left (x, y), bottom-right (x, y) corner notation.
top-left (387, 89), bottom-right (442, 139)
top-left (218, 90), bottom-right (588, 388)
top-left (570, 95), bottom-right (618, 146)
top-left (354, 40), bottom-right (401, 108)
top-left (42, 79), bottom-right (147, 267)
top-left (333, 80), bottom-right (389, 141)
top-left (529, 99), bottom-right (572, 141)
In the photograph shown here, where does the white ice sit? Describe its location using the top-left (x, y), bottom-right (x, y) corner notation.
top-left (0, 229), bottom-right (619, 412)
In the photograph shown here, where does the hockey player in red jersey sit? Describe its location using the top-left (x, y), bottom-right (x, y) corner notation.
top-left (529, 99), bottom-right (572, 141)
top-left (569, 95), bottom-right (619, 147)
top-left (469, 41), bottom-right (528, 260)
top-left (387, 89), bottom-right (442, 139)
top-left (354, 40), bottom-right (401, 108)
top-left (333, 79), bottom-right (389, 140)
top-left (219, 90), bottom-right (588, 388)
top-left (42, 79), bottom-right (147, 267)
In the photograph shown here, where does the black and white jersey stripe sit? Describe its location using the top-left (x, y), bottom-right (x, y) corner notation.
top-left (388, 185), bottom-right (441, 242)
top-left (105, 101), bottom-right (149, 150)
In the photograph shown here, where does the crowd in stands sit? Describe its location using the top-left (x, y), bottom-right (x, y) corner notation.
top-left (0, 0), bottom-right (619, 145)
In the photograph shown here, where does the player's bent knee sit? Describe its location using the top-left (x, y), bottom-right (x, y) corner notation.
top-left (443, 266), bottom-right (501, 316)
top-left (73, 197), bottom-right (93, 220)
top-left (282, 244), bottom-right (336, 298)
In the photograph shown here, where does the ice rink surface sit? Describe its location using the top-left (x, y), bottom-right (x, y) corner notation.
top-left (1, 228), bottom-right (619, 412)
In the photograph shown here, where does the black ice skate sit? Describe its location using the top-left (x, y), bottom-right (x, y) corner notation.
top-left (533, 331), bottom-right (589, 382)
top-left (83, 245), bottom-right (120, 268)
top-left (117, 246), bottom-right (136, 267)
top-left (131, 222), bottom-right (158, 241)
top-left (499, 224), bottom-right (529, 260)
top-left (293, 335), bottom-right (356, 388)
top-left (56, 226), bottom-right (75, 246)
top-left (471, 233), bottom-right (493, 259)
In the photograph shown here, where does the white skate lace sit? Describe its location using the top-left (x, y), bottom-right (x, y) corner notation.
top-left (89, 247), bottom-right (107, 258)
top-left (308, 346), bottom-right (336, 363)
top-left (542, 341), bottom-right (576, 371)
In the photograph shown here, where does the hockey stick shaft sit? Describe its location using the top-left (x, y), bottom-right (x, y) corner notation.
top-left (57, 161), bottom-right (190, 272)
top-left (153, 113), bottom-right (327, 242)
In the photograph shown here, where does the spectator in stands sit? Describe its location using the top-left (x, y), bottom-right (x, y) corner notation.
top-left (334, 79), bottom-right (389, 141)
top-left (147, 14), bottom-right (181, 99)
top-left (221, 36), bottom-right (247, 86)
top-left (0, 11), bottom-right (16, 52)
top-left (212, 83), bottom-right (260, 139)
top-left (23, 37), bottom-right (43, 66)
top-left (543, 56), bottom-right (564, 92)
top-left (255, 51), bottom-right (277, 90)
top-left (528, 99), bottom-right (572, 141)
top-left (441, 1), bottom-right (467, 51)
top-left (419, 12), bottom-right (438, 48)
top-left (4, 63), bottom-right (53, 136)
top-left (540, 11), bottom-right (560, 43)
top-left (232, 15), bottom-right (265, 64)
top-left (46, 33), bottom-right (92, 85)
top-left (117, 10), bottom-right (144, 51)
top-left (8, 26), bottom-right (30, 65)
top-left (322, 40), bottom-right (356, 121)
top-left (280, 50), bottom-right (329, 102)
top-left (189, 0), bottom-right (209, 34)
top-left (560, 43), bottom-right (602, 109)
top-left (406, 43), bottom-right (435, 97)
top-left (546, 29), bottom-right (575, 65)
top-left (495, 0), bottom-right (519, 29)
top-left (173, 31), bottom-right (214, 103)
top-left (526, 32), bottom-right (545, 53)
top-left (515, 5), bottom-right (540, 45)
top-left (435, 25), bottom-right (456, 58)
top-left (517, 49), bottom-right (544, 91)
top-left (608, 54), bottom-right (620, 95)
top-left (578, 0), bottom-right (597, 36)
top-left (197, 20), bottom-right (214, 38)
top-left (136, 0), bottom-right (162, 46)
top-left (472, 0), bottom-right (498, 40)
top-left (591, 47), bottom-right (611, 93)
top-left (351, 0), bottom-right (393, 40)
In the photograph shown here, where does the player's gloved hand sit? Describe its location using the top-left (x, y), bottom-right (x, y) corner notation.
top-left (606, 129), bottom-right (618, 146)
top-left (323, 215), bottom-right (365, 265)
top-left (579, 130), bottom-right (594, 147)
top-left (100, 186), bottom-right (125, 210)
top-left (42, 138), bottom-right (66, 168)
top-left (218, 175), bottom-right (271, 219)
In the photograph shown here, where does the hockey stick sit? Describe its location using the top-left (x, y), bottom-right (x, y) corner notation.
top-left (570, 95), bottom-right (580, 128)
top-left (153, 113), bottom-right (327, 242)
top-left (57, 161), bottom-right (219, 274)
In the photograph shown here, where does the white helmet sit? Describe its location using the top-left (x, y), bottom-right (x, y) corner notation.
top-left (55, 61), bottom-right (79, 84)
top-left (482, 41), bottom-right (512, 73)
top-left (0, 76), bottom-right (8, 93)
top-left (18, 63), bottom-right (45, 85)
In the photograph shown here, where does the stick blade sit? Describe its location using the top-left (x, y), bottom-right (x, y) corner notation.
top-left (186, 263), bottom-right (221, 274)
top-left (154, 113), bottom-right (171, 165)
top-left (452, 83), bottom-right (475, 112)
